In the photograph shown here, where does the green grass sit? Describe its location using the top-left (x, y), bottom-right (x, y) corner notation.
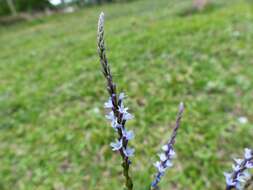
top-left (0, 0), bottom-right (253, 189)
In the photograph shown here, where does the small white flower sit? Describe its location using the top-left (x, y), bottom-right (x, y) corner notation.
top-left (104, 98), bottom-right (113, 108)
top-left (238, 116), bottom-right (248, 124)
top-left (158, 153), bottom-right (167, 162)
top-left (154, 161), bottom-right (165, 173)
top-left (122, 129), bottom-right (134, 140)
top-left (244, 148), bottom-right (252, 159)
top-left (162, 145), bottom-right (168, 151)
top-left (110, 139), bottom-right (123, 151)
top-left (123, 147), bottom-right (135, 157)
top-left (93, 107), bottom-right (100, 113)
top-left (165, 160), bottom-right (173, 168)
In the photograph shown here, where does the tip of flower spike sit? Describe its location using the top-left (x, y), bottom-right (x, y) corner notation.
top-left (99, 12), bottom-right (105, 21)
top-left (179, 102), bottom-right (184, 113)
top-left (98, 12), bottom-right (105, 31)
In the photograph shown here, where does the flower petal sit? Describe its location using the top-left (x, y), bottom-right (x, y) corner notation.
top-left (110, 139), bottom-right (123, 151)
top-left (158, 153), bottom-right (167, 162)
top-left (244, 148), bottom-right (252, 159)
top-left (122, 129), bottom-right (134, 140)
top-left (123, 147), bottom-right (135, 157)
top-left (123, 112), bottom-right (133, 120)
top-left (119, 92), bottom-right (125, 101)
top-left (104, 98), bottom-right (113, 108)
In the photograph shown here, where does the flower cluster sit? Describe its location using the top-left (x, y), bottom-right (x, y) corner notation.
top-left (151, 102), bottom-right (184, 189)
top-left (105, 93), bottom-right (135, 158)
top-left (97, 12), bottom-right (134, 190)
top-left (224, 148), bottom-right (253, 190)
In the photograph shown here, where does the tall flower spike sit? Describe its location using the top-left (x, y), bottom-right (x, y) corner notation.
top-left (151, 102), bottom-right (184, 190)
top-left (225, 148), bottom-right (253, 190)
top-left (97, 12), bottom-right (134, 190)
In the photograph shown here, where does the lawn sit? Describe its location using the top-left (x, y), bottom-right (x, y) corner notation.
top-left (0, 0), bottom-right (253, 189)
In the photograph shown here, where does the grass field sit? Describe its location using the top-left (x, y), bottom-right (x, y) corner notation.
top-left (0, 0), bottom-right (253, 189)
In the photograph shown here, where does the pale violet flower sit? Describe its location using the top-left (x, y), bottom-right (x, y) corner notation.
top-left (224, 172), bottom-right (236, 186)
top-left (104, 98), bottom-right (113, 108)
top-left (245, 161), bottom-right (253, 169)
top-left (106, 111), bottom-right (118, 130)
top-left (118, 103), bottom-right (128, 114)
top-left (244, 148), bottom-right (252, 159)
top-left (110, 139), bottom-right (123, 151)
top-left (122, 129), bottom-right (134, 140)
top-left (168, 148), bottom-right (176, 158)
top-left (111, 122), bottom-right (122, 132)
top-left (105, 111), bottom-right (115, 121)
top-left (123, 147), bottom-right (135, 157)
top-left (158, 153), bottom-right (167, 162)
top-left (162, 145), bottom-right (168, 151)
top-left (154, 161), bottom-right (165, 173)
top-left (165, 160), bottom-right (173, 168)
top-left (123, 112), bottom-right (133, 120)
top-left (118, 92), bottom-right (125, 101)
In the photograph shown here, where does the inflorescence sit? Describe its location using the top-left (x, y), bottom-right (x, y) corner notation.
top-left (225, 148), bottom-right (253, 190)
top-left (97, 12), bottom-right (134, 190)
top-left (151, 102), bottom-right (184, 189)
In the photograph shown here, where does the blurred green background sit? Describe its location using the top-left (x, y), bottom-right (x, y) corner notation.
top-left (0, 0), bottom-right (253, 189)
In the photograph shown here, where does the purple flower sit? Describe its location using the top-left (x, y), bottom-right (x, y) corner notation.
top-left (245, 161), bottom-right (253, 169)
top-left (123, 147), bottom-right (135, 157)
top-left (122, 129), bottom-right (134, 140)
top-left (123, 112), bottom-right (134, 121)
top-left (118, 103), bottom-right (129, 114)
top-left (105, 111), bottom-right (115, 121)
top-left (105, 111), bottom-right (118, 130)
top-left (224, 172), bottom-right (236, 187)
top-left (110, 139), bottom-right (123, 151)
top-left (154, 161), bottom-right (165, 173)
top-left (104, 98), bottom-right (113, 108)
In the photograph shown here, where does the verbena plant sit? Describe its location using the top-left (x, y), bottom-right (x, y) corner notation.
top-left (96, 12), bottom-right (253, 190)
